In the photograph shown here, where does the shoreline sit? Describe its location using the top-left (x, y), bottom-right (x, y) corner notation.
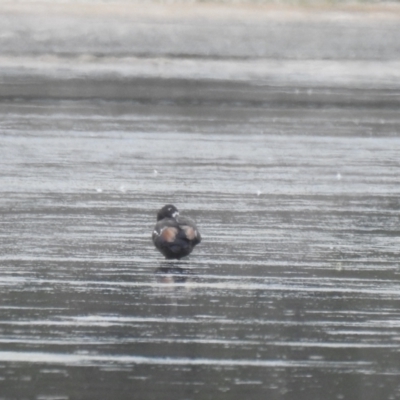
top-left (1, 0), bottom-right (399, 103)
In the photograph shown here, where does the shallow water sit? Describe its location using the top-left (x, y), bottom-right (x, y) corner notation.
top-left (1, 98), bottom-right (400, 400)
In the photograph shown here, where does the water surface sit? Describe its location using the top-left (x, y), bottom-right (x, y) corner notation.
top-left (0, 97), bottom-right (400, 399)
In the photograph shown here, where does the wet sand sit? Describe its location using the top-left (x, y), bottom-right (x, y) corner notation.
top-left (1, 2), bottom-right (400, 400)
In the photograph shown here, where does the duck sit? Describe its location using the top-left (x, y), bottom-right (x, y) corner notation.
top-left (152, 204), bottom-right (201, 259)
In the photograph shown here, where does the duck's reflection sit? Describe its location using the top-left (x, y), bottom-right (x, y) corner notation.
top-left (154, 261), bottom-right (194, 284)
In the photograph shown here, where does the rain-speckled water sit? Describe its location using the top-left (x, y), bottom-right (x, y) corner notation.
top-left (1, 96), bottom-right (400, 399)
top-left (2, 0), bottom-right (400, 397)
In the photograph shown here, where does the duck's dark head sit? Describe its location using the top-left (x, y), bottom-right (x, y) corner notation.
top-left (157, 204), bottom-right (179, 221)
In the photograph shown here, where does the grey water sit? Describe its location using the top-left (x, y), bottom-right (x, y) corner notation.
top-left (1, 2), bottom-right (400, 399)
top-left (1, 96), bottom-right (400, 400)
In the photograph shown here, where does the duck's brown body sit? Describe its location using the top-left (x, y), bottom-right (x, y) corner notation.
top-left (152, 205), bottom-right (201, 260)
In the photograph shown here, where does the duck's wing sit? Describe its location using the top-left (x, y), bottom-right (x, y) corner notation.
top-left (152, 219), bottom-right (179, 245)
top-left (176, 216), bottom-right (201, 244)
top-left (152, 218), bottom-right (193, 257)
